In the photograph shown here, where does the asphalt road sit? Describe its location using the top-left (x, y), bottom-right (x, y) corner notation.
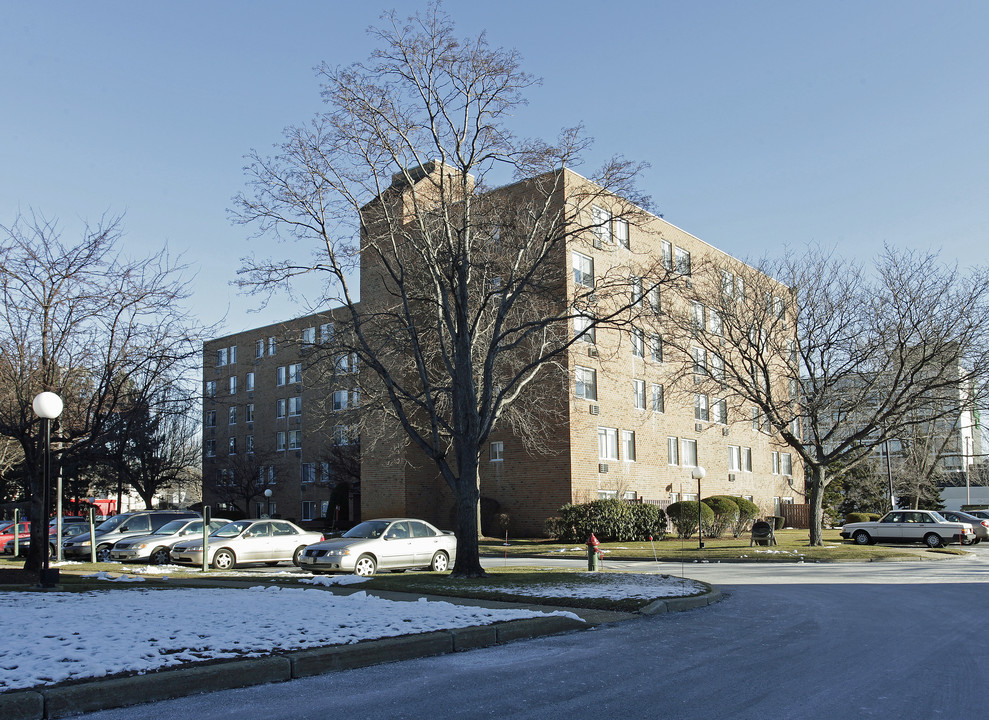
top-left (75, 552), bottom-right (989, 720)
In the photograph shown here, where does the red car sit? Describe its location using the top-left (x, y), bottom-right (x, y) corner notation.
top-left (0, 521), bottom-right (31, 549)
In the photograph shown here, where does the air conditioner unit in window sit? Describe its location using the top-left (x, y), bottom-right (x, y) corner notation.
top-left (589, 404), bottom-right (600, 415)
top-left (694, 423), bottom-right (704, 432)
top-left (598, 463), bottom-right (609, 473)
top-left (722, 427), bottom-right (730, 436)
top-left (728, 474), bottom-right (737, 482)
top-left (592, 238), bottom-right (603, 250)
top-left (587, 347), bottom-right (599, 357)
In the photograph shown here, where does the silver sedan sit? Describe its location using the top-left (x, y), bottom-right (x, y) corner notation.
top-left (171, 519), bottom-right (325, 570)
top-left (110, 518), bottom-right (230, 564)
top-left (299, 518), bottom-right (457, 576)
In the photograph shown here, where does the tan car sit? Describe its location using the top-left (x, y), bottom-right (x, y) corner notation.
top-left (840, 510), bottom-right (975, 548)
top-left (170, 519), bottom-right (325, 569)
top-left (939, 510), bottom-right (989, 544)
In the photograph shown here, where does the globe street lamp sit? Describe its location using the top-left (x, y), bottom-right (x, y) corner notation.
top-left (33, 391), bottom-right (63, 588)
top-left (691, 465), bottom-right (706, 550)
top-left (264, 488), bottom-right (273, 519)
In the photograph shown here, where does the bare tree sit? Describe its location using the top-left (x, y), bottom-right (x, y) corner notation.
top-left (233, 5), bottom-right (667, 576)
top-left (671, 246), bottom-right (989, 545)
top-left (204, 449), bottom-right (278, 518)
top-left (0, 212), bottom-right (204, 571)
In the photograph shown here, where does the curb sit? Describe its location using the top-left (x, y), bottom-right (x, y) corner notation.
top-left (639, 583), bottom-right (723, 614)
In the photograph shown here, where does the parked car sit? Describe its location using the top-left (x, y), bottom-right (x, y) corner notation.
top-left (5, 523), bottom-right (87, 557)
top-left (299, 518), bottom-right (457, 576)
top-left (110, 518), bottom-right (230, 565)
top-left (62, 510), bottom-right (200, 562)
top-left (170, 519), bottom-right (325, 569)
top-left (965, 509), bottom-right (989, 522)
top-left (939, 510), bottom-right (989, 544)
top-left (840, 510), bottom-right (976, 548)
top-left (0, 521), bottom-right (31, 550)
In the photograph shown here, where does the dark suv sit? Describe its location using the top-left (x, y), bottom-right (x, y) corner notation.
top-left (62, 510), bottom-right (199, 562)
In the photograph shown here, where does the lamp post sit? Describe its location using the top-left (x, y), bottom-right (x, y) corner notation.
top-left (692, 465), bottom-right (706, 550)
top-left (33, 391), bottom-right (63, 588)
top-left (264, 488), bottom-right (272, 518)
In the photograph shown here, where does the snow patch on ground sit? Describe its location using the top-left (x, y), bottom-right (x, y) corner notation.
top-left (0, 586), bottom-right (579, 691)
top-left (469, 572), bottom-right (705, 600)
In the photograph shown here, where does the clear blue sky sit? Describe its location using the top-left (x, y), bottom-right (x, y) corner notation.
top-left (3, 1), bottom-right (987, 335)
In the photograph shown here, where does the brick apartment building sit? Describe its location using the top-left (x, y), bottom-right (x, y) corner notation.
top-left (203, 166), bottom-right (804, 535)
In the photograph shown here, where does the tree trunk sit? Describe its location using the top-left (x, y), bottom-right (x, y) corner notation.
top-left (450, 457), bottom-right (486, 578)
top-left (806, 464), bottom-right (828, 546)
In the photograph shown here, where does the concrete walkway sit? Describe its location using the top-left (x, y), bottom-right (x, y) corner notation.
top-left (0, 580), bottom-right (720, 720)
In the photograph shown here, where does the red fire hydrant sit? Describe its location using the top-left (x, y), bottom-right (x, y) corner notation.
top-left (586, 533), bottom-right (602, 571)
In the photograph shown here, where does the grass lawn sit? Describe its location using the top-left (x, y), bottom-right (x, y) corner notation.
top-left (480, 528), bottom-right (967, 563)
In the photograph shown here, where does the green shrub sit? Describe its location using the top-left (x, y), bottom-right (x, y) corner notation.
top-left (666, 501), bottom-right (714, 539)
top-left (702, 496), bottom-right (740, 538)
top-left (726, 496), bottom-right (760, 537)
top-left (545, 500), bottom-right (666, 542)
top-left (844, 512), bottom-right (882, 524)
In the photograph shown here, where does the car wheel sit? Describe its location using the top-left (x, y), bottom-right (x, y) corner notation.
top-left (924, 533), bottom-right (945, 549)
top-left (48, 543), bottom-right (57, 558)
top-left (150, 547), bottom-right (171, 565)
top-left (212, 548), bottom-right (236, 570)
top-left (354, 554), bottom-right (376, 577)
top-left (852, 531), bottom-right (872, 546)
top-left (430, 551), bottom-right (450, 572)
top-left (96, 545), bottom-right (113, 562)
top-left (292, 546), bottom-right (306, 567)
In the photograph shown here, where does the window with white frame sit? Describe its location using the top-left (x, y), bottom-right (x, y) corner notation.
top-left (661, 240), bottom-right (673, 270)
top-left (490, 441), bottom-right (504, 462)
top-left (302, 500), bottom-right (316, 521)
top-left (712, 398), bottom-right (727, 424)
top-left (631, 328), bottom-right (644, 357)
top-left (205, 439), bottom-right (215, 458)
top-left (230, 346), bottom-right (237, 363)
top-left (333, 424), bottom-right (352, 445)
top-left (245, 403), bottom-right (254, 423)
top-left (229, 376), bottom-right (237, 394)
top-left (276, 399), bottom-right (287, 419)
top-left (228, 406), bottom-right (237, 425)
top-left (728, 445), bottom-right (741, 471)
top-left (772, 451), bottom-right (780, 475)
top-left (693, 346), bottom-right (707, 377)
top-left (574, 312), bottom-right (595, 344)
top-left (680, 438), bottom-right (698, 467)
top-left (721, 269), bottom-right (735, 298)
top-left (667, 436), bottom-right (679, 465)
top-left (288, 363), bottom-right (302, 384)
top-left (228, 437), bottom-right (237, 455)
top-left (572, 252), bottom-right (594, 288)
top-left (650, 334), bottom-right (663, 362)
top-left (735, 276), bottom-right (745, 301)
top-left (694, 393), bottom-right (709, 421)
top-left (302, 327), bottom-right (315, 345)
top-left (598, 427), bottom-right (619, 461)
top-left (575, 366), bottom-right (597, 401)
top-left (622, 430), bottom-right (636, 462)
top-left (246, 372), bottom-right (255, 392)
top-left (708, 308), bottom-right (723, 336)
top-left (691, 301), bottom-right (705, 330)
top-left (205, 380), bottom-right (216, 397)
top-left (320, 323), bottom-right (334, 343)
top-left (350, 388), bottom-right (361, 408)
top-left (255, 339), bottom-right (264, 358)
top-left (333, 390), bottom-right (348, 411)
top-left (277, 366), bottom-right (286, 386)
top-left (648, 283), bottom-right (661, 313)
top-left (615, 218), bottom-right (629, 249)
top-left (288, 396), bottom-right (302, 416)
top-left (710, 353), bottom-right (725, 382)
top-left (268, 337), bottom-right (276, 355)
top-left (591, 205), bottom-right (612, 244)
top-left (742, 447), bottom-right (753, 472)
top-left (206, 410), bottom-right (216, 428)
top-left (275, 432), bottom-right (286, 451)
top-left (288, 430), bottom-right (302, 450)
top-left (652, 384), bottom-right (664, 413)
top-left (598, 490), bottom-right (618, 500)
top-left (675, 247), bottom-right (691, 275)
top-left (781, 452), bottom-right (793, 475)
top-left (246, 434), bottom-right (254, 454)
top-left (217, 348), bottom-right (228, 367)
top-left (633, 379), bottom-right (646, 410)
top-left (630, 276), bottom-right (643, 306)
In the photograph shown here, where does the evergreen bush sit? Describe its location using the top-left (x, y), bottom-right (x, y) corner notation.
top-left (545, 499), bottom-right (666, 542)
top-left (702, 496), bottom-right (740, 538)
top-left (666, 500), bottom-right (714, 539)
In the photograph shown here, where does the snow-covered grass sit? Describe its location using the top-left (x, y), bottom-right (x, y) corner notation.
top-left (466, 572), bottom-right (705, 600)
top-left (0, 584), bottom-right (580, 692)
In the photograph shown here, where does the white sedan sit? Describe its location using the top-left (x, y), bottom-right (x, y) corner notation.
top-left (299, 518), bottom-right (457, 576)
top-left (840, 510), bottom-right (976, 548)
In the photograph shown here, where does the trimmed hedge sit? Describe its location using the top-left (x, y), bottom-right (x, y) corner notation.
top-left (666, 500), bottom-right (715, 539)
top-left (844, 512), bottom-right (882, 524)
top-left (702, 496), bottom-right (739, 538)
top-left (544, 499), bottom-right (667, 542)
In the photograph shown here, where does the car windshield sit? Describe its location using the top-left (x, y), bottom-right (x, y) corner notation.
top-left (153, 520), bottom-right (190, 535)
top-left (343, 521), bottom-right (390, 539)
top-left (95, 515), bottom-right (130, 533)
top-left (212, 521), bottom-right (252, 538)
